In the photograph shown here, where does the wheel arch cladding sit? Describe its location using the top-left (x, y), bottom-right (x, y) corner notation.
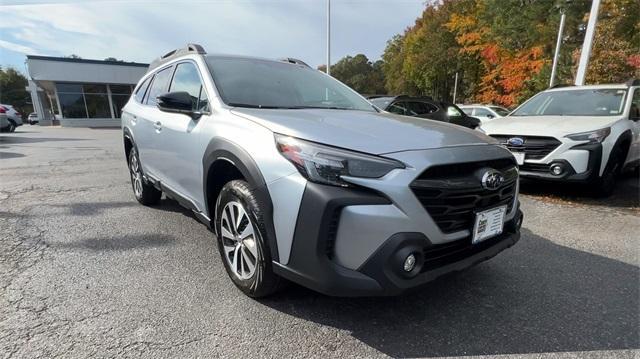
top-left (123, 127), bottom-right (135, 164)
top-left (203, 137), bottom-right (280, 262)
top-left (608, 130), bottom-right (633, 170)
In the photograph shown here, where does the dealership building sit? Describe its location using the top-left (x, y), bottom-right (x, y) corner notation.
top-left (26, 55), bottom-right (149, 127)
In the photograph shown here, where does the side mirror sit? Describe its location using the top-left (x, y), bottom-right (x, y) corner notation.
top-left (157, 92), bottom-right (202, 120)
top-left (486, 114), bottom-right (495, 119)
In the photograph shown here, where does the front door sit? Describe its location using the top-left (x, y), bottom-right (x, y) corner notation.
top-left (155, 61), bottom-right (210, 211)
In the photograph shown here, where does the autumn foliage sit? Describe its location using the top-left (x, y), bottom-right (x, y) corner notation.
top-left (380, 0), bottom-right (640, 107)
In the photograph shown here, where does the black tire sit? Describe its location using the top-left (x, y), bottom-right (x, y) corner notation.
top-left (215, 180), bottom-right (282, 297)
top-left (595, 145), bottom-right (625, 197)
top-left (8, 121), bottom-right (16, 133)
top-left (128, 147), bottom-right (162, 205)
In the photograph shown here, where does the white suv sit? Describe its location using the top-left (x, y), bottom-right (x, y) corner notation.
top-left (481, 81), bottom-right (640, 195)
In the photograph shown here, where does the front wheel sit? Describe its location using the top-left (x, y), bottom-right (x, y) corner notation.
top-left (8, 121), bottom-right (16, 132)
top-left (594, 146), bottom-right (625, 197)
top-left (215, 180), bottom-right (282, 297)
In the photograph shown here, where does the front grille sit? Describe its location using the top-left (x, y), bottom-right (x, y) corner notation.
top-left (421, 232), bottom-right (507, 272)
top-left (491, 135), bottom-right (561, 160)
top-left (410, 158), bottom-right (518, 234)
top-left (520, 162), bottom-right (550, 173)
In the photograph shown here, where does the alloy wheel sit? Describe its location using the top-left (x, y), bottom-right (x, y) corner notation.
top-left (129, 150), bottom-right (143, 198)
top-left (220, 201), bottom-right (258, 280)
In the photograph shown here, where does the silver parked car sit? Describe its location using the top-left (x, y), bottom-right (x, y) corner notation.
top-left (122, 44), bottom-right (523, 297)
top-left (0, 104), bottom-right (23, 132)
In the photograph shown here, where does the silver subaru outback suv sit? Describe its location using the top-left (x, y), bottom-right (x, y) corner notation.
top-left (122, 44), bottom-right (523, 297)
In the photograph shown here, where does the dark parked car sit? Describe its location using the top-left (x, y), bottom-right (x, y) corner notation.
top-left (368, 95), bottom-right (481, 129)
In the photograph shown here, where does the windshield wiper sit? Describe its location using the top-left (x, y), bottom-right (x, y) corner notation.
top-left (228, 103), bottom-right (294, 109)
top-left (287, 105), bottom-right (353, 110)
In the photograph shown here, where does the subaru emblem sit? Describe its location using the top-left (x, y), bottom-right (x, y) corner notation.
top-left (481, 170), bottom-right (505, 190)
top-left (507, 137), bottom-right (524, 146)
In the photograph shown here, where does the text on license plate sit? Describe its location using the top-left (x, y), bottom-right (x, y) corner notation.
top-left (472, 205), bottom-right (507, 244)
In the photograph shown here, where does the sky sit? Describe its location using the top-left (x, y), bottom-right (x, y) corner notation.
top-left (0, 0), bottom-right (426, 73)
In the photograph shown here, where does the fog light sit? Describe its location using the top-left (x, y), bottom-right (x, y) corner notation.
top-left (403, 254), bottom-right (416, 272)
top-left (550, 164), bottom-right (563, 176)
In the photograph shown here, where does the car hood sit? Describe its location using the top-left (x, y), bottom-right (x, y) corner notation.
top-left (481, 115), bottom-right (620, 137)
top-left (231, 108), bottom-right (494, 154)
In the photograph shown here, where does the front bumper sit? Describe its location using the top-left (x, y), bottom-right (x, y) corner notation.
top-left (519, 143), bottom-right (603, 183)
top-left (273, 182), bottom-right (523, 297)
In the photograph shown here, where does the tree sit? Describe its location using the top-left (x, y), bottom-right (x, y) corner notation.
top-left (104, 57), bottom-right (124, 62)
top-left (575, 0), bottom-right (640, 83)
top-left (0, 67), bottom-right (32, 115)
top-left (378, 0), bottom-right (640, 106)
top-left (323, 54), bottom-right (386, 95)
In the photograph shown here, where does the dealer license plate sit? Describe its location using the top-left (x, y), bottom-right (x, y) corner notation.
top-left (472, 205), bottom-right (507, 244)
top-left (511, 151), bottom-right (525, 165)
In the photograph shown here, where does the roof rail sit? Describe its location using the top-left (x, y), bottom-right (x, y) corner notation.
top-left (148, 43), bottom-right (207, 71)
top-left (279, 58), bottom-right (310, 68)
top-left (549, 83), bottom-right (571, 89)
top-left (625, 78), bottom-right (640, 86)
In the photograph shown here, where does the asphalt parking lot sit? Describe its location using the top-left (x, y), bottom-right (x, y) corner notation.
top-left (1, 126), bottom-right (638, 359)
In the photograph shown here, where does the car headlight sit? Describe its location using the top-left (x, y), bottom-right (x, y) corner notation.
top-left (565, 127), bottom-right (611, 143)
top-left (275, 134), bottom-right (405, 187)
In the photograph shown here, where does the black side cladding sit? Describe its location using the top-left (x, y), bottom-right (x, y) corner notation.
top-left (202, 137), bottom-right (279, 262)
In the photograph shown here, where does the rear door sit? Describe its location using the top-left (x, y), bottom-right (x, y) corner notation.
top-left (155, 61), bottom-right (210, 210)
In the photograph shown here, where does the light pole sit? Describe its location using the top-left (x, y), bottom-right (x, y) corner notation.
top-left (326, 0), bottom-right (331, 76)
top-left (575, 0), bottom-right (601, 85)
top-left (549, 12), bottom-right (566, 87)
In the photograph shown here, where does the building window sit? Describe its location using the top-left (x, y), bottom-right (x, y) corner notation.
top-left (110, 84), bottom-right (133, 118)
top-left (56, 82), bottom-right (132, 119)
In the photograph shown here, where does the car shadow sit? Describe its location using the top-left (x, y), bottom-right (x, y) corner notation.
top-left (51, 201), bottom-right (137, 216)
top-left (0, 136), bottom-right (88, 144)
top-left (0, 152), bottom-right (26, 159)
top-left (52, 233), bottom-right (176, 251)
top-left (519, 174), bottom-right (639, 209)
top-left (259, 229), bottom-right (639, 357)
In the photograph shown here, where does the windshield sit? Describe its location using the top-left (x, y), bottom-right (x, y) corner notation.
top-left (512, 88), bottom-right (627, 116)
top-left (490, 106), bottom-right (510, 116)
top-left (206, 57), bottom-right (375, 111)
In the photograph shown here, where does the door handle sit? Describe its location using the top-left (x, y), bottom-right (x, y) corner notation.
top-left (154, 121), bottom-right (162, 131)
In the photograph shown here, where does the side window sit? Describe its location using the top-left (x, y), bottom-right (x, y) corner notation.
top-left (169, 62), bottom-right (209, 112)
top-left (420, 101), bottom-right (438, 114)
top-left (474, 108), bottom-right (492, 117)
top-left (388, 102), bottom-right (407, 115)
top-left (134, 76), bottom-right (152, 103)
top-left (631, 88), bottom-right (640, 120)
top-left (145, 67), bottom-right (173, 106)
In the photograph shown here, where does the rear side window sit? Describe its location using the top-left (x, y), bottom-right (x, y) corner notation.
top-left (134, 77), bottom-right (152, 103)
top-left (406, 101), bottom-right (438, 115)
top-left (169, 62), bottom-right (209, 112)
top-left (145, 67), bottom-right (173, 106)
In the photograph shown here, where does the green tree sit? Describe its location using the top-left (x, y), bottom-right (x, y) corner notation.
top-left (0, 67), bottom-right (32, 115)
top-left (325, 54), bottom-right (386, 95)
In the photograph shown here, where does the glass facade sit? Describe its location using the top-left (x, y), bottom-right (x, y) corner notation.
top-left (55, 82), bottom-right (133, 119)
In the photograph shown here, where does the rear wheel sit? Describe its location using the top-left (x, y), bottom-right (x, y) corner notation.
top-left (215, 180), bottom-right (282, 297)
top-left (128, 147), bottom-right (162, 205)
top-left (8, 121), bottom-right (16, 133)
